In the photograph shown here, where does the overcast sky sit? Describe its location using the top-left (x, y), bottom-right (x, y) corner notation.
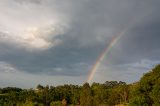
top-left (0, 0), bottom-right (160, 88)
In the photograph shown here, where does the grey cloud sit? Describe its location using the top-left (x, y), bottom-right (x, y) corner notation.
top-left (107, 17), bottom-right (160, 65)
top-left (0, 0), bottom-right (160, 87)
top-left (13, 0), bottom-right (42, 5)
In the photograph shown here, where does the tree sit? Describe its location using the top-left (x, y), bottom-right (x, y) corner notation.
top-left (80, 83), bottom-right (92, 106)
top-left (91, 82), bottom-right (108, 105)
top-left (8, 91), bottom-right (17, 106)
top-left (38, 85), bottom-right (51, 106)
top-left (129, 64), bottom-right (160, 106)
top-left (36, 84), bottom-right (44, 90)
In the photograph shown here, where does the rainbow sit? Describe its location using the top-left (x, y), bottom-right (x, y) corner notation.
top-left (86, 29), bottom-right (128, 82)
top-left (86, 13), bottom-right (145, 83)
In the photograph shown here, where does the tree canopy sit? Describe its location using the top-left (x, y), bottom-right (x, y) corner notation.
top-left (0, 64), bottom-right (160, 106)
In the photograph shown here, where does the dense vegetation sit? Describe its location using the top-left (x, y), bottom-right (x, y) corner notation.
top-left (0, 65), bottom-right (160, 106)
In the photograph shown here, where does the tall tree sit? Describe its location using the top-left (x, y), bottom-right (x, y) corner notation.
top-left (80, 83), bottom-right (92, 106)
top-left (129, 64), bottom-right (160, 106)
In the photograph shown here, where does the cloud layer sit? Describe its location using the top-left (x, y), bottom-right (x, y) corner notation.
top-left (0, 0), bottom-right (160, 88)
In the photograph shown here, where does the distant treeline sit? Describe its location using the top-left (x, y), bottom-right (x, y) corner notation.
top-left (0, 64), bottom-right (160, 106)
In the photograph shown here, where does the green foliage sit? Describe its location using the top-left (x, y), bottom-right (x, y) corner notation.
top-left (150, 79), bottom-right (160, 105)
top-left (80, 83), bottom-right (93, 106)
top-left (36, 84), bottom-right (44, 90)
top-left (129, 64), bottom-right (160, 106)
top-left (50, 101), bottom-right (62, 106)
top-left (0, 65), bottom-right (160, 106)
top-left (91, 83), bottom-right (108, 105)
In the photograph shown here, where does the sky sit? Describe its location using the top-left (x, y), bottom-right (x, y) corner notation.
top-left (0, 0), bottom-right (160, 88)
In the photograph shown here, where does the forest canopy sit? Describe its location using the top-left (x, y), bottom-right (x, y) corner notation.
top-left (0, 65), bottom-right (160, 106)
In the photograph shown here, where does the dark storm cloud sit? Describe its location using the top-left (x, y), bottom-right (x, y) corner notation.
top-left (107, 6), bottom-right (160, 65)
top-left (0, 0), bottom-right (160, 79)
